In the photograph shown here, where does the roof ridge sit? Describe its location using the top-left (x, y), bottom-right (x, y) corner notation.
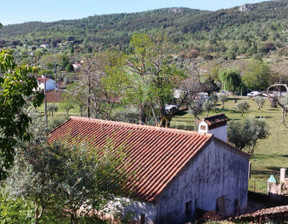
top-left (69, 116), bottom-right (212, 137)
top-left (203, 113), bottom-right (226, 119)
top-left (49, 118), bottom-right (72, 135)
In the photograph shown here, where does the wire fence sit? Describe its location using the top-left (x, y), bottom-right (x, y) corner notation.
top-left (248, 179), bottom-right (267, 195)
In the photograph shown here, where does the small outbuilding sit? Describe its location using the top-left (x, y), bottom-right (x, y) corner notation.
top-left (49, 115), bottom-right (249, 224)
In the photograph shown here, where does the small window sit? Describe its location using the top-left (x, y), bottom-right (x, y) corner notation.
top-left (140, 213), bottom-right (145, 224)
top-left (200, 125), bottom-right (206, 131)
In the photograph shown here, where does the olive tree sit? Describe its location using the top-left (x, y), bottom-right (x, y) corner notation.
top-left (189, 101), bottom-right (203, 121)
top-left (280, 95), bottom-right (288, 123)
top-left (202, 99), bottom-right (214, 116)
top-left (237, 100), bottom-right (250, 116)
top-left (210, 92), bottom-right (218, 110)
top-left (228, 117), bottom-right (269, 153)
top-left (255, 96), bottom-right (265, 110)
top-left (218, 93), bottom-right (228, 109)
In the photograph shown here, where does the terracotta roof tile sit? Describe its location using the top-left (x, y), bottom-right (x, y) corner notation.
top-left (37, 77), bottom-right (51, 83)
top-left (202, 113), bottom-right (230, 129)
top-left (49, 116), bottom-right (212, 202)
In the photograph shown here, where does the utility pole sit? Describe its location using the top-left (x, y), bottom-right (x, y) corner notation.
top-left (44, 75), bottom-right (48, 130)
top-left (87, 70), bottom-right (91, 118)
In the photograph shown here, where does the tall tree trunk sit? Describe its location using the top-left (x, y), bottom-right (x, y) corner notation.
top-left (150, 104), bottom-right (159, 125)
top-left (87, 72), bottom-right (91, 118)
top-left (139, 104), bottom-right (146, 125)
top-left (282, 108), bottom-right (286, 123)
top-left (34, 199), bottom-right (44, 224)
top-left (250, 141), bottom-right (256, 154)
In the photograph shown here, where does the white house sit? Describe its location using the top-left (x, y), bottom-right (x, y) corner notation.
top-left (49, 114), bottom-right (249, 224)
top-left (37, 77), bottom-right (56, 91)
top-left (40, 44), bottom-right (49, 48)
top-left (72, 63), bottom-right (82, 71)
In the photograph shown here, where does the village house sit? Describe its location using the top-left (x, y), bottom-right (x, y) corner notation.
top-left (49, 114), bottom-right (250, 224)
top-left (37, 76), bottom-right (56, 91)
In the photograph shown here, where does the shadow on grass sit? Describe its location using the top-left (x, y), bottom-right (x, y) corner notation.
top-left (175, 109), bottom-right (188, 116)
top-left (215, 108), bottom-right (230, 112)
top-left (267, 108), bottom-right (280, 111)
top-left (228, 97), bottom-right (242, 101)
top-left (255, 115), bottom-right (272, 119)
top-left (230, 109), bottom-right (241, 114)
top-left (251, 168), bottom-right (279, 176)
top-left (266, 166), bottom-right (281, 172)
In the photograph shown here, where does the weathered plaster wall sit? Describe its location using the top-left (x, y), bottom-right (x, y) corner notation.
top-left (106, 198), bottom-right (155, 224)
top-left (209, 125), bottom-right (227, 142)
top-left (121, 199), bottom-right (156, 224)
top-left (154, 138), bottom-right (249, 224)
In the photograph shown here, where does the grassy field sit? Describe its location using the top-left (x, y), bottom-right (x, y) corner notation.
top-left (41, 97), bottom-right (288, 182)
top-left (171, 96), bottom-right (288, 181)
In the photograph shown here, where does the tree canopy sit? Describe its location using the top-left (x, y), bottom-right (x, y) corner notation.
top-left (0, 49), bottom-right (44, 180)
top-left (242, 60), bottom-right (271, 91)
top-left (228, 117), bottom-right (269, 153)
top-left (218, 69), bottom-right (242, 93)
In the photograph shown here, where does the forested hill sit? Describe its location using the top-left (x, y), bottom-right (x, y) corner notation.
top-left (1, 0), bottom-right (288, 57)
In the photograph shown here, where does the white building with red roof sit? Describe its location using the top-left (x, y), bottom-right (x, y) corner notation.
top-left (37, 76), bottom-right (56, 91)
top-left (49, 115), bottom-right (249, 224)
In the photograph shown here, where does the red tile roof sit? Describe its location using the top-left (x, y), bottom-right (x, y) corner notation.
top-left (49, 116), bottom-right (212, 202)
top-left (37, 77), bottom-right (51, 83)
top-left (202, 113), bottom-right (230, 129)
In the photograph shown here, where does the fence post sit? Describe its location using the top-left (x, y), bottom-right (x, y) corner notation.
top-left (267, 175), bottom-right (276, 195)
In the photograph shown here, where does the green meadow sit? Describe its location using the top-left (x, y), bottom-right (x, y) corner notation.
top-left (171, 96), bottom-right (288, 182)
top-left (40, 96), bottom-right (288, 182)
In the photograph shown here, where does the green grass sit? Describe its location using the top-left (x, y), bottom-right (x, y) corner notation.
top-left (40, 97), bottom-right (288, 181)
top-left (171, 97), bottom-right (288, 181)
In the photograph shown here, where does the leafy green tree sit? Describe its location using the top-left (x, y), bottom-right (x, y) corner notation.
top-left (128, 33), bottom-right (184, 127)
top-left (0, 193), bottom-right (35, 224)
top-left (218, 93), bottom-right (228, 109)
top-left (218, 69), bottom-right (242, 93)
top-left (3, 113), bottom-right (132, 224)
top-left (75, 50), bottom-right (128, 119)
top-left (237, 100), bottom-right (250, 116)
top-left (62, 83), bottom-right (87, 116)
top-left (242, 60), bottom-right (271, 91)
top-left (228, 117), bottom-right (269, 153)
top-left (0, 49), bottom-right (44, 180)
top-left (255, 96), bottom-right (265, 110)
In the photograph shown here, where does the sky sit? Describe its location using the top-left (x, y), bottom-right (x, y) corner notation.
top-left (1, 0), bottom-right (269, 25)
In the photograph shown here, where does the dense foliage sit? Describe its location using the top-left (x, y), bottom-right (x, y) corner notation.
top-left (0, 49), bottom-right (44, 180)
top-left (1, 0), bottom-right (288, 58)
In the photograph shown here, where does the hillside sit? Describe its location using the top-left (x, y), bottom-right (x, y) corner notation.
top-left (1, 0), bottom-right (288, 57)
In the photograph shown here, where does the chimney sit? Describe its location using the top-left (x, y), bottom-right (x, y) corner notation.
top-left (198, 114), bottom-right (230, 142)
